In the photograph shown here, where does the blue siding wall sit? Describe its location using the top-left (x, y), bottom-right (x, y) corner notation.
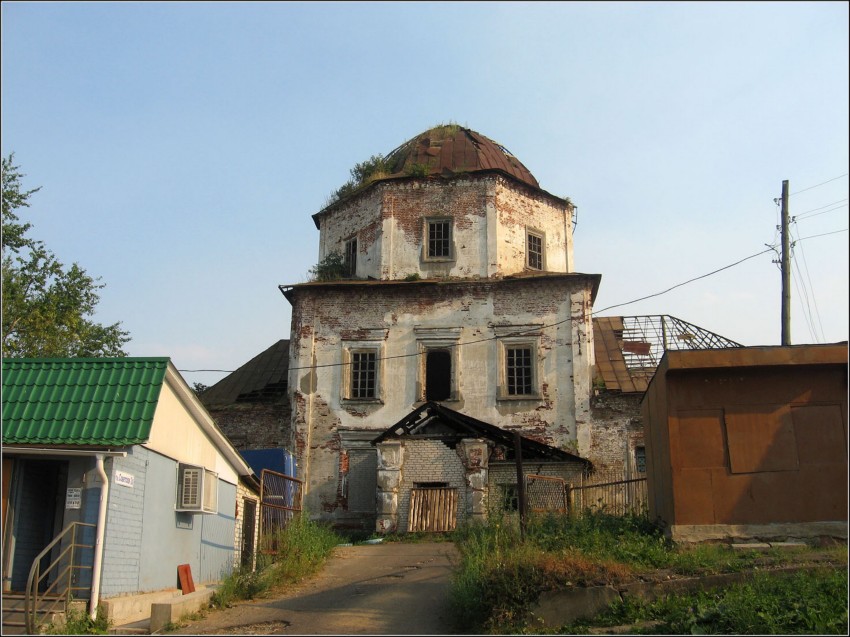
top-left (100, 450), bottom-right (146, 596)
top-left (101, 447), bottom-right (238, 596)
top-left (200, 482), bottom-right (237, 582)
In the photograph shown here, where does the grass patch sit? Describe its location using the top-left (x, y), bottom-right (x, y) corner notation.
top-left (449, 509), bottom-right (848, 633)
top-left (560, 568), bottom-right (848, 634)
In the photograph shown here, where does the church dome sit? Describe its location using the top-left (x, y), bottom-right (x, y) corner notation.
top-left (383, 125), bottom-right (540, 189)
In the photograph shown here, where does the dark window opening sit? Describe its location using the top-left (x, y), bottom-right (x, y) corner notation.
top-left (635, 446), bottom-right (646, 474)
top-left (414, 482), bottom-right (449, 489)
top-left (506, 346), bottom-right (533, 395)
top-left (425, 350), bottom-right (452, 401)
top-left (351, 351), bottom-right (376, 399)
top-left (344, 238), bottom-right (357, 277)
top-left (428, 221), bottom-right (451, 258)
top-left (501, 484), bottom-right (519, 511)
top-left (527, 232), bottom-right (543, 270)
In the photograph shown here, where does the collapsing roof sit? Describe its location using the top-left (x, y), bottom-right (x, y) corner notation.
top-left (593, 315), bottom-right (743, 393)
top-left (372, 401), bottom-right (592, 466)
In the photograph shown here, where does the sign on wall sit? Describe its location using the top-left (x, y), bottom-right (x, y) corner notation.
top-left (114, 470), bottom-right (135, 488)
top-left (65, 487), bottom-right (82, 509)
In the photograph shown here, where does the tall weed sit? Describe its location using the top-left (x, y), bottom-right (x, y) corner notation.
top-left (211, 515), bottom-right (342, 608)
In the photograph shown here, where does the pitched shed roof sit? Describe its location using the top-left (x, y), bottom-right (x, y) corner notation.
top-left (372, 401), bottom-right (592, 466)
top-left (199, 340), bottom-right (290, 406)
top-left (2, 357), bottom-right (169, 446)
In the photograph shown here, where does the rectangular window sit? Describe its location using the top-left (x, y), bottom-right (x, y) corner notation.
top-left (350, 351), bottom-right (377, 399)
top-left (501, 484), bottom-right (519, 511)
top-left (424, 219), bottom-right (453, 260)
top-left (344, 238), bottom-right (357, 277)
top-left (506, 346), bottom-right (534, 396)
top-left (635, 446), bottom-right (646, 474)
top-left (527, 231), bottom-right (544, 270)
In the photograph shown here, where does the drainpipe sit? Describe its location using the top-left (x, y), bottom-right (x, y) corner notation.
top-left (89, 454), bottom-right (109, 620)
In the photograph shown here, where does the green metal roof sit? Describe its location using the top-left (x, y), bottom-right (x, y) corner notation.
top-left (2, 358), bottom-right (170, 446)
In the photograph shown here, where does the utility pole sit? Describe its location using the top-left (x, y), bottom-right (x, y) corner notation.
top-left (513, 431), bottom-right (527, 540)
top-left (780, 180), bottom-right (791, 345)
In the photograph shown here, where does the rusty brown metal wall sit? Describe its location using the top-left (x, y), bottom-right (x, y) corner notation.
top-left (642, 344), bottom-right (848, 530)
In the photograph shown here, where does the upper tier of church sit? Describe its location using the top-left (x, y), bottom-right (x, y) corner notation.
top-left (311, 125), bottom-right (575, 280)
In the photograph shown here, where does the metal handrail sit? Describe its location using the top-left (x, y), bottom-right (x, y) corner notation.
top-left (24, 522), bottom-right (96, 634)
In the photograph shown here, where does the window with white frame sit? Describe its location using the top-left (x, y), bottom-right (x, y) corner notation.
top-left (344, 237), bottom-right (358, 278)
top-left (526, 230), bottom-right (544, 270)
top-left (343, 345), bottom-right (382, 401)
top-left (496, 328), bottom-right (541, 399)
top-left (505, 345), bottom-right (534, 396)
top-left (424, 218), bottom-right (453, 260)
top-left (176, 463), bottom-right (218, 514)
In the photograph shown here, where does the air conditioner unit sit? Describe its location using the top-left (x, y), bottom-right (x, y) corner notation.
top-left (177, 463), bottom-right (218, 513)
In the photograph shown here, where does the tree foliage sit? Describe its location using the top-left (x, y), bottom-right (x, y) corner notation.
top-left (2, 153), bottom-right (130, 358)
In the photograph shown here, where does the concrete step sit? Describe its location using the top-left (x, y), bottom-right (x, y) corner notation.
top-left (2, 592), bottom-right (68, 635)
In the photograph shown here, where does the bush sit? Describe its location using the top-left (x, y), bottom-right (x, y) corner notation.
top-left (211, 515), bottom-right (343, 610)
top-left (44, 605), bottom-right (110, 635)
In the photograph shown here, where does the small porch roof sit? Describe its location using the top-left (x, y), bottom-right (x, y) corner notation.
top-left (371, 401), bottom-right (592, 466)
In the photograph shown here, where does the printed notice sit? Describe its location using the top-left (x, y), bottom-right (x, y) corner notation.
top-left (66, 488), bottom-right (82, 509)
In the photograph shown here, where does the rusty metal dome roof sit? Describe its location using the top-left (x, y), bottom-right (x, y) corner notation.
top-left (383, 125), bottom-right (540, 188)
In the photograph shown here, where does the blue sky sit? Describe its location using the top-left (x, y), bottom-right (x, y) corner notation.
top-left (3, 1), bottom-right (848, 386)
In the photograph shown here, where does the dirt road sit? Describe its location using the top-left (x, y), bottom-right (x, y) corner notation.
top-left (167, 541), bottom-right (460, 635)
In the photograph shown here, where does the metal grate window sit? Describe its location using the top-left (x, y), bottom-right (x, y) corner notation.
top-left (350, 351), bottom-right (377, 399)
top-left (428, 220), bottom-right (451, 258)
top-left (506, 346), bottom-right (533, 395)
top-left (527, 232), bottom-right (543, 270)
top-left (635, 446), bottom-right (646, 474)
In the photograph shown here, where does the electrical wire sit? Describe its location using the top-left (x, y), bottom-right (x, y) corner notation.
top-left (790, 226), bottom-right (827, 342)
top-left (790, 240), bottom-right (821, 343)
top-left (180, 230), bottom-right (847, 377)
top-left (794, 199), bottom-right (848, 220)
top-left (791, 262), bottom-right (818, 343)
top-left (790, 173), bottom-right (848, 196)
top-left (181, 245), bottom-right (780, 375)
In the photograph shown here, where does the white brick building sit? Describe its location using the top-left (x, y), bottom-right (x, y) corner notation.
top-left (281, 125), bottom-right (602, 531)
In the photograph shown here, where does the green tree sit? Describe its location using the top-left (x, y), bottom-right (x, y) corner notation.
top-left (2, 153), bottom-right (130, 357)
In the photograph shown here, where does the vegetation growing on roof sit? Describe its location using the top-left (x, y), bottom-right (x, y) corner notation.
top-left (323, 123), bottom-right (467, 208)
top-left (327, 154), bottom-right (392, 206)
top-left (307, 251), bottom-right (348, 282)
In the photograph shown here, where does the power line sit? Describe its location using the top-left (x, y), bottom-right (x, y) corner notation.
top-left (795, 228), bottom-right (849, 241)
top-left (180, 234), bottom-right (846, 377)
top-left (790, 225), bottom-right (825, 343)
top-left (794, 198), bottom-right (848, 219)
top-left (593, 247), bottom-right (776, 314)
top-left (184, 245), bottom-right (779, 375)
top-left (790, 173), bottom-right (848, 196)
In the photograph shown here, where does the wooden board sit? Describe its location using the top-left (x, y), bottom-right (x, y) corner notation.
top-left (178, 563), bottom-right (195, 594)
